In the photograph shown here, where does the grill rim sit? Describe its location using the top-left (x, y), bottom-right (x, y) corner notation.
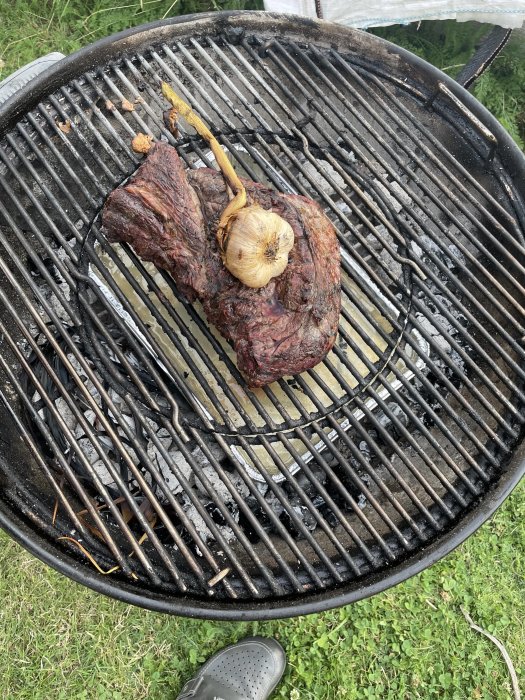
top-left (0, 8), bottom-right (524, 185)
top-left (1, 437), bottom-right (523, 620)
top-left (0, 10), bottom-right (524, 618)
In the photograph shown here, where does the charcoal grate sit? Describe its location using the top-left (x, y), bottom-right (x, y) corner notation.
top-left (0, 13), bottom-right (524, 618)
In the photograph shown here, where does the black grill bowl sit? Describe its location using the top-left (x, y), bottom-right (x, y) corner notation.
top-left (0, 11), bottom-right (524, 620)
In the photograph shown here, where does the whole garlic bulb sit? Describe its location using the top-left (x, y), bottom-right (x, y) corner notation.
top-left (160, 83), bottom-right (295, 288)
top-left (221, 205), bottom-right (295, 288)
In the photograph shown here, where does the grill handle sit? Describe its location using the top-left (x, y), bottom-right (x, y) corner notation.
top-left (455, 26), bottom-right (512, 89)
top-left (0, 25), bottom-right (511, 104)
top-left (0, 53), bottom-right (65, 107)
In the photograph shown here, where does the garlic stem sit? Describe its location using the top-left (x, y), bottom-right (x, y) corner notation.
top-left (161, 82), bottom-right (247, 243)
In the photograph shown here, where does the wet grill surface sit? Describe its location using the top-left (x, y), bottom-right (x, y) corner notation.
top-left (0, 14), bottom-right (524, 613)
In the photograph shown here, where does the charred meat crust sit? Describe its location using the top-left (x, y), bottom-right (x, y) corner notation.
top-left (102, 142), bottom-right (341, 387)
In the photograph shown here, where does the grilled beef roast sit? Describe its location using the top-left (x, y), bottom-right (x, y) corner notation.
top-left (101, 142), bottom-right (341, 387)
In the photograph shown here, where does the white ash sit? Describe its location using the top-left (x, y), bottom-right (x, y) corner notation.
top-left (181, 496), bottom-right (237, 545)
top-left (194, 464), bottom-right (249, 505)
top-left (76, 437), bottom-right (114, 485)
top-left (359, 440), bottom-right (371, 458)
top-left (385, 401), bottom-right (410, 428)
top-left (447, 243), bottom-right (465, 265)
top-left (149, 442), bottom-right (193, 496)
top-left (298, 159), bottom-right (347, 195)
top-left (415, 313), bottom-right (452, 353)
top-left (371, 224), bottom-right (403, 281)
top-left (255, 481), bottom-right (269, 497)
top-left (264, 490), bottom-right (285, 518)
top-left (54, 397), bottom-right (77, 431)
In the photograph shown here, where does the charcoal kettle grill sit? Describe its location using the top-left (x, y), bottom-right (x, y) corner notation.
top-left (0, 12), bottom-right (524, 620)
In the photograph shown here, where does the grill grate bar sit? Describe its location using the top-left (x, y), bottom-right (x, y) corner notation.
top-left (350, 395), bottom-right (458, 519)
top-left (341, 260), bottom-right (517, 444)
top-left (0, 382), bottom-right (90, 536)
top-left (127, 50), bottom-right (410, 426)
top-left (284, 39), bottom-right (525, 295)
top-left (307, 365), bottom-right (454, 528)
top-left (286, 395), bottom-right (417, 548)
top-left (0, 287), bottom-right (192, 587)
top-left (23, 111), bottom-right (100, 210)
top-left (269, 40), bottom-right (525, 334)
top-left (80, 73), bottom-right (156, 172)
top-left (312, 326), bottom-right (484, 494)
top-left (0, 316), bottom-right (151, 579)
top-left (411, 284), bottom-right (525, 408)
top-left (124, 409), bottom-right (276, 597)
top-left (0, 219), bottom-right (264, 594)
top-left (89, 233), bottom-right (240, 432)
top-left (316, 149), bottom-right (525, 370)
top-left (313, 419), bottom-right (413, 550)
top-left (328, 48), bottom-right (525, 244)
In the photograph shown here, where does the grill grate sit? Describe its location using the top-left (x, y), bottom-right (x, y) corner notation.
top-left (0, 14), bottom-right (524, 614)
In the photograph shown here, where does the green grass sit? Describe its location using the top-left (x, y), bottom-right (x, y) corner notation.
top-left (1, 479), bottom-right (524, 699)
top-left (372, 21), bottom-right (525, 149)
top-left (1, 5), bottom-right (524, 698)
top-left (0, 0), bottom-right (263, 81)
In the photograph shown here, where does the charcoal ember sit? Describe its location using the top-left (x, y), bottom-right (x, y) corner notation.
top-left (311, 494), bottom-right (326, 509)
top-left (264, 490), bottom-right (285, 518)
top-left (278, 509), bottom-right (299, 537)
top-left (296, 505), bottom-right (317, 531)
top-left (279, 505), bottom-right (317, 538)
top-left (319, 504), bottom-right (339, 528)
top-left (255, 482), bottom-right (269, 497)
top-left (205, 501), bottom-right (228, 526)
top-left (292, 469), bottom-right (327, 498)
top-left (237, 495), bottom-right (273, 543)
top-left (388, 402), bottom-right (409, 426)
top-left (359, 440), bottom-right (372, 458)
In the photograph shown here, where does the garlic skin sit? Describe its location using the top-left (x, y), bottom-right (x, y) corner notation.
top-left (221, 205), bottom-right (294, 288)
top-left (160, 84), bottom-right (295, 288)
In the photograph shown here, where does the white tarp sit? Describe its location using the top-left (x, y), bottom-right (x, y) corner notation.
top-left (263, 0), bottom-right (525, 29)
